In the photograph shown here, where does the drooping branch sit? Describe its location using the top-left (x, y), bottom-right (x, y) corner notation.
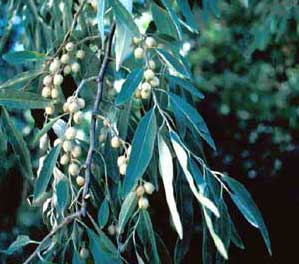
top-left (23, 22), bottom-right (116, 264)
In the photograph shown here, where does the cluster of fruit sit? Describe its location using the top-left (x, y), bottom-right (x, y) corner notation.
top-left (136, 181), bottom-right (155, 210)
top-left (133, 36), bottom-right (160, 99)
top-left (42, 42), bottom-right (85, 115)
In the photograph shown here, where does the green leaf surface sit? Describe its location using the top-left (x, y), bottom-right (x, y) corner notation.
top-left (55, 177), bottom-right (69, 214)
top-left (156, 49), bottom-right (191, 79)
top-left (176, 0), bottom-right (198, 32)
top-left (0, 90), bottom-right (52, 109)
top-left (161, 0), bottom-right (182, 39)
top-left (110, 0), bottom-right (139, 36)
top-left (169, 93), bottom-right (216, 150)
top-left (1, 107), bottom-right (33, 180)
top-left (3, 51), bottom-right (47, 65)
top-left (115, 68), bottom-right (144, 105)
top-left (118, 192), bottom-right (137, 234)
top-left (98, 199), bottom-right (110, 228)
top-left (34, 145), bottom-right (61, 200)
top-left (0, 235), bottom-right (35, 255)
top-left (223, 176), bottom-right (272, 255)
top-left (0, 70), bottom-right (43, 89)
top-left (122, 109), bottom-right (157, 196)
top-left (72, 249), bottom-right (85, 264)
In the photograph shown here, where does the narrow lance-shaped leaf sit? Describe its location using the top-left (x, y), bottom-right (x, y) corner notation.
top-left (176, 0), bottom-right (198, 32)
top-left (34, 145), bottom-right (61, 200)
top-left (169, 93), bottom-right (216, 150)
top-left (158, 133), bottom-right (183, 239)
top-left (115, 68), bottom-right (144, 105)
top-left (0, 70), bottom-right (43, 89)
top-left (2, 51), bottom-right (47, 65)
top-left (55, 177), bottom-right (69, 215)
top-left (118, 191), bottom-right (137, 234)
top-left (1, 107), bottom-right (33, 180)
top-left (170, 131), bottom-right (219, 217)
top-left (72, 249), bottom-right (85, 264)
top-left (122, 109), bottom-right (157, 196)
top-left (97, 0), bottom-right (105, 47)
top-left (0, 90), bottom-right (53, 109)
top-left (98, 199), bottom-right (110, 228)
top-left (223, 175), bottom-right (272, 255)
top-left (0, 235), bottom-right (37, 255)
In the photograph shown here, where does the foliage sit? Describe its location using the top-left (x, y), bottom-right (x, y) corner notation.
top-left (0, 0), bottom-right (272, 263)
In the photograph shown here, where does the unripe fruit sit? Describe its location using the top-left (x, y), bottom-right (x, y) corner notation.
top-left (117, 155), bottom-right (127, 167)
top-left (63, 102), bottom-right (70, 113)
top-left (132, 36), bottom-right (142, 45)
top-left (79, 248), bottom-right (89, 259)
top-left (76, 50), bottom-right (85, 59)
top-left (148, 60), bottom-right (156, 70)
top-left (68, 163), bottom-right (80, 176)
top-left (63, 140), bottom-right (73, 152)
top-left (54, 138), bottom-right (62, 146)
top-left (76, 176), bottom-right (85, 187)
top-left (63, 65), bottom-right (72, 75)
top-left (111, 136), bottom-right (121, 148)
top-left (51, 88), bottom-right (59, 99)
top-left (99, 134), bottom-right (107, 143)
top-left (45, 105), bottom-right (55, 115)
top-left (144, 69), bottom-right (155, 81)
top-left (65, 42), bottom-right (75, 52)
top-left (134, 89), bottom-right (141, 98)
top-left (42, 86), bottom-right (51, 98)
top-left (141, 88), bottom-right (151, 99)
top-left (49, 58), bottom-right (61, 73)
top-left (43, 75), bottom-right (52, 86)
top-left (90, 0), bottom-right (97, 10)
top-left (134, 47), bottom-right (144, 59)
top-left (65, 127), bottom-right (77, 140)
top-left (141, 82), bottom-right (152, 91)
top-left (60, 54), bottom-right (70, 64)
top-left (127, 145), bottom-right (132, 156)
top-left (150, 76), bottom-right (160, 87)
top-left (73, 111), bottom-right (84, 124)
top-left (72, 145), bottom-right (82, 158)
top-left (119, 163), bottom-right (127, 175)
top-left (60, 154), bottom-right (70, 165)
top-left (103, 119), bottom-right (110, 127)
top-left (71, 62), bottom-right (80, 73)
top-left (77, 98), bottom-right (85, 109)
top-left (39, 134), bottom-right (49, 152)
top-left (145, 36), bottom-right (157, 48)
top-left (136, 185), bottom-right (145, 197)
top-left (143, 182), bottom-right (155, 195)
top-left (68, 102), bottom-right (80, 113)
top-left (53, 74), bottom-right (64, 86)
top-left (108, 224), bottom-right (116, 236)
top-left (138, 197), bottom-right (149, 209)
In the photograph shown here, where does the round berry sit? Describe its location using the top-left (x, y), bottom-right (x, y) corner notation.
top-left (43, 75), bottom-right (52, 86)
top-left (63, 102), bottom-right (70, 113)
top-left (65, 42), bottom-right (75, 52)
top-left (60, 154), bottom-right (70, 165)
top-left (72, 145), bottom-right (82, 158)
top-left (138, 197), bottom-right (149, 209)
top-left (68, 102), bottom-right (80, 113)
top-left (45, 105), bottom-right (55, 115)
top-left (51, 88), bottom-right (59, 99)
top-left (135, 89), bottom-right (141, 99)
top-left (49, 58), bottom-right (61, 73)
top-left (63, 65), bottom-right (72, 75)
top-left (68, 163), bottom-right (80, 176)
top-left (99, 134), bottom-right (107, 143)
top-left (143, 182), bottom-right (155, 195)
top-left (150, 76), bottom-right (160, 87)
top-left (145, 36), bottom-right (156, 48)
top-left (71, 62), bottom-right (80, 73)
top-left (134, 47), bottom-right (144, 59)
top-left (117, 155), bottom-right (127, 167)
top-left (73, 111), bottom-right (84, 124)
top-left (60, 54), bottom-right (70, 64)
top-left (65, 127), bottom-right (77, 140)
top-left (108, 224), bottom-right (116, 236)
top-left (132, 36), bottom-right (142, 45)
top-left (54, 138), bottom-right (62, 146)
top-left (136, 185), bottom-right (145, 197)
top-left (63, 140), bottom-right (73, 152)
top-left (42, 86), bottom-right (51, 98)
top-left (111, 136), bottom-right (121, 148)
top-left (77, 98), bottom-right (85, 109)
top-left (80, 248), bottom-right (89, 259)
top-left (103, 119), bottom-right (110, 127)
top-left (119, 163), bottom-right (127, 175)
top-left (76, 176), bottom-right (85, 187)
top-left (144, 69), bottom-right (155, 81)
top-left (53, 74), bottom-right (64, 86)
top-left (76, 50), bottom-right (85, 59)
top-left (141, 82), bottom-right (152, 91)
top-left (148, 60), bottom-right (156, 70)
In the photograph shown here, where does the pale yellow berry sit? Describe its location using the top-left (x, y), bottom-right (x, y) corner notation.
top-left (79, 248), bottom-right (89, 259)
top-left (136, 185), bottom-right (145, 197)
top-left (134, 47), bottom-right (144, 59)
top-left (99, 134), bottom-right (107, 143)
top-left (119, 163), bottom-right (127, 175)
top-left (72, 145), bottom-right (82, 158)
top-left (51, 88), bottom-right (59, 99)
top-left (41, 86), bottom-right (51, 98)
top-left (65, 42), bottom-right (75, 52)
top-left (60, 154), bottom-right (70, 165)
top-left (148, 60), bottom-right (156, 70)
top-left (145, 37), bottom-right (157, 48)
top-left (60, 54), bottom-right (70, 64)
top-left (65, 127), bottom-right (77, 140)
top-left (63, 65), bottom-right (72, 75)
top-left (45, 105), bottom-right (55, 115)
top-left (68, 163), bottom-right (80, 176)
top-left (73, 111), bottom-right (84, 124)
top-left (54, 138), bottom-right (62, 146)
top-left (63, 140), bottom-right (73, 152)
top-left (39, 134), bottom-right (49, 152)
top-left (63, 102), bottom-right (70, 113)
top-left (108, 224), bottom-right (116, 236)
top-left (111, 136), bottom-right (121, 148)
top-left (68, 102), bottom-right (80, 113)
top-left (150, 76), bottom-right (160, 87)
top-left (67, 96), bottom-right (75, 103)
top-left (49, 58), bottom-right (61, 73)
top-left (76, 50), bottom-right (85, 59)
top-left (127, 145), bottom-right (132, 156)
top-left (117, 155), bottom-right (127, 167)
top-left (132, 36), bottom-right (142, 45)
top-left (53, 74), bottom-right (64, 86)
top-left (71, 62), bottom-right (80, 73)
top-left (90, 0), bottom-right (97, 10)
top-left (76, 176), bottom-right (85, 187)
top-left (141, 82), bottom-right (152, 91)
top-left (143, 182), bottom-right (155, 195)
top-left (141, 89), bottom-right (151, 99)
top-left (103, 119), bottom-right (110, 127)
top-left (138, 197), bottom-right (149, 209)
top-left (134, 89), bottom-right (141, 99)
top-left (43, 75), bottom-right (52, 86)
top-left (77, 98), bottom-right (85, 109)
top-left (144, 69), bottom-right (155, 81)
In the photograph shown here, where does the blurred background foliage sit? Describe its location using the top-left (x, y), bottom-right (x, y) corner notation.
top-left (0, 0), bottom-right (299, 263)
